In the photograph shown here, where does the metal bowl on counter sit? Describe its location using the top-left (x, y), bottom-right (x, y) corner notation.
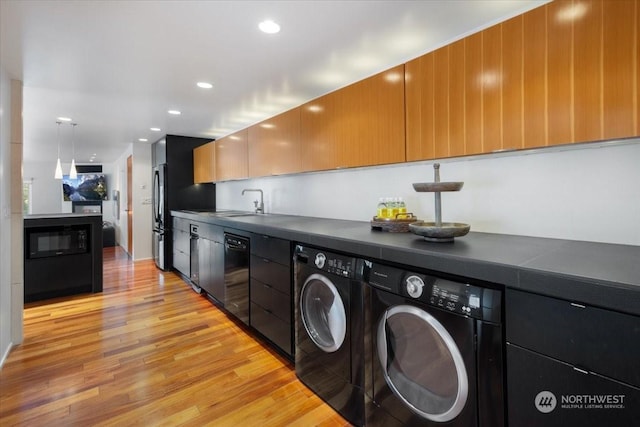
top-left (409, 221), bottom-right (470, 242)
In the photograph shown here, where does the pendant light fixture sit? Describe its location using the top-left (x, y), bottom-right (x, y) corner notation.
top-left (69, 123), bottom-right (78, 179)
top-left (54, 121), bottom-right (63, 179)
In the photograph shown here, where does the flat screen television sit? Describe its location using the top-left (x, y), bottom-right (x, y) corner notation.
top-left (62, 174), bottom-right (108, 201)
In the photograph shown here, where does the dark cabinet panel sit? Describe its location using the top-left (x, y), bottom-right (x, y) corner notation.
top-left (251, 302), bottom-right (292, 355)
top-left (507, 344), bottom-right (639, 427)
top-left (251, 234), bottom-right (291, 266)
top-left (250, 278), bottom-right (291, 324)
top-left (249, 233), bottom-right (293, 358)
top-left (250, 255), bottom-right (290, 295)
top-left (172, 217), bottom-right (190, 277)
top-left (506, 289), bottom-right (640, 387)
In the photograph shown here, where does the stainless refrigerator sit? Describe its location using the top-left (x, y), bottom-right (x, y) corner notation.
top-left (152, 135), bottom-right (216, 271)
top-left (152, 163), bottom-right (167, 269)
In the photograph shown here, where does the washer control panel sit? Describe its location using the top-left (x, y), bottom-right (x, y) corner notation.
top-left (295, 245), bottom-right (360, 279)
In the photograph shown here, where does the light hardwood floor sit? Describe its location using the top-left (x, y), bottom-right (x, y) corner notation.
top-left (0, 247), bottom-right (350, 426)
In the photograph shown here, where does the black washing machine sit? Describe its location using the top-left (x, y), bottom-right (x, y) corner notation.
top-left (294, 245), bottom-right (365, 426)
top-left (364, 261), bottom-right (504, 427)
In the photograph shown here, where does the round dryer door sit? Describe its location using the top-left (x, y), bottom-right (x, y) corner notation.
top-left (300, 273), bottom-right (347, 353)
top-left (377, 305), bottom-right (469, 423)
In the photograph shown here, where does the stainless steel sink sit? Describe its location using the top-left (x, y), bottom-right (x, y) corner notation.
top-left (208, 211), bottom-right (257, 217)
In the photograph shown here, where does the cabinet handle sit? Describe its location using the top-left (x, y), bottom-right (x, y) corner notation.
top-left (570, 302), bottom-right (586, 309)
top-left (262, 258), bottom-right (270, 263)
top-left (263, 283), bottom-right (272, 289)
top-left (573, 366), bottom-right (589, 375)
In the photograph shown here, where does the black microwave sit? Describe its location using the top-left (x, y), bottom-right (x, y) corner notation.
top-left (26, 224), bottom-right (90, 259)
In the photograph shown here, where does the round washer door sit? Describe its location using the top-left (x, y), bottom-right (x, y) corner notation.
top-left (377, 304), bottom-right (469, 422)
top-left (300, 273), bottom-right (347, 353)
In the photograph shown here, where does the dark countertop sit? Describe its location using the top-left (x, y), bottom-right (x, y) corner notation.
top-left (25, 213), bottom-right (102, 220)
top-left (172, 210), bottom-right (640, 316)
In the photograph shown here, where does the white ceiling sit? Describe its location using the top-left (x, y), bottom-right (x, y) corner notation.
top-left (1, 0), bottom-right (548, 164)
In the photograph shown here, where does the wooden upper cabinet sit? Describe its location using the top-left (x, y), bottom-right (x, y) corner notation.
top-left (300, 65), bottom-right (406, 171)
top-left (215, 129), bottom-right (248, 181)
top-left (407, 0), bottom-right (638, 161)
top-left (248, 108), bottom-right (302, 177)
top-left (193, 141), bottom-right (216, 183)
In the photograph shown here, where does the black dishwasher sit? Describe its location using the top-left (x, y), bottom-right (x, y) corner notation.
top-left (224, 234), bottom-right (250, 326)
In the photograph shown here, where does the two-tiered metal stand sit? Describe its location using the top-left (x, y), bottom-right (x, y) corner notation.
top-left (409, 163), bottom-right (470, 242)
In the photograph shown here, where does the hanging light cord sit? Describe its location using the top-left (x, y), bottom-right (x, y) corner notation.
top-left (56, 121), bottom-right (61, 157)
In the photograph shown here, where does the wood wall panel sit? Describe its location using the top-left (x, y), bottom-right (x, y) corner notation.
top-left (602, 0), bottom-right (636, 139)
top-left (449, 40), bottom-right (466, 156)
top-left (574, 0), bottom-right (603, 143)
top-left (501, 16), bottom-right (524, 150)
top-left (483, 25), bottom-right (503, 152)
top-left (215, 129), bottom-right (248, 181)
top-left (547, 0), bottom-right (573, 146)
top-left (523, 5), bottom-right (548, 148)
top-left (465, 33), bottom-right (483, 155)
top-left (405, 54), bottom-right (436, 161)
top-left (301, 66), bottom-right (405, 170)
top-left (433, 48), bottom-right (450, 158)
top-left (248, 108), bottom-right (302, 177)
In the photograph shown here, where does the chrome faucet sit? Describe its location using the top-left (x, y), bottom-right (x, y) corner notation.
top-left (242, 188), bottom-right (264, 214)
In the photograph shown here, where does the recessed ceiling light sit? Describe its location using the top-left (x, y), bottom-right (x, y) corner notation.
top-left (57, 116), bottom-right (72, 122)
top-left (259, 20), bottom-right (280, 34)
top-left (138, 138), bottom-right (148, 142)
top-left (150, 127), bottom-right (161, 132)
top-left (197, 82), bottom-right (213, 89)
top-left (168, 110), bottom-right (181, 115)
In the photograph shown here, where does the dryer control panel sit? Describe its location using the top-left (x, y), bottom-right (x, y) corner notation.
top-left (367, 262), bottom-right (501, 323)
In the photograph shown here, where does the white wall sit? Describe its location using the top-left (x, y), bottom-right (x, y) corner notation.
top-left (132, 143), bottom-right (152, 260)
top-left (110, 143), bottom-right (152, 261)
top-left (0, 69), bottom-right (23, 367)
top-left (217, 139), bottom-right (640, 247)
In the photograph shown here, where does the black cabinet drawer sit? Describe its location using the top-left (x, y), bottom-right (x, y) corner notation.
top-left (173, 250), bottom-right (189, 277)
top-left (506, 289), bottom-right (640, 387)
top-left (250, 255), bottom-right (290, 295)
top-left (250, 278), bottom-right (291, 324)
top-left (251, 234), bottom-right (290, 266)
top-left (507, 343), bottom-right (640, 427)
top-left (173, 229), bottom-right (190, 254)
top-left (250, 302), bottom-right (292, 356)
top-left (172, 217), bottom-right (189, 232)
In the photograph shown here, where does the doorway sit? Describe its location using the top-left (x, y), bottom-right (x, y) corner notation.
top-left (127, 155), bottom-right (133, 256)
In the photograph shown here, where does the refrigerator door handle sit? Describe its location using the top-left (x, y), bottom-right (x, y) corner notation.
top-left (153, 169), bottom-right (160, 224)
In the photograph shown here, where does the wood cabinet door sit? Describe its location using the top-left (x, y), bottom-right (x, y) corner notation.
top-left (248, 107), bottom-right (302, 177)
top-left (215, 129), bottom-right (248, 181)
top-left (193, 141), bottom-right (215, 183)
top-left (301, 65), bottom-right (405, 171)
top-left (407, 0), bottom-right (639, 160)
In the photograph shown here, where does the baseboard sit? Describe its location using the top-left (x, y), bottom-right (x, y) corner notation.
top-left (0, 342), bottom-right (13, 369)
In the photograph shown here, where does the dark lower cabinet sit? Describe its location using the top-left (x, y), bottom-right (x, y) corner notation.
top-left (172, 217), bottom-right (190, 277)
top-left (249, 233), bottom-right (292, 358)
top-left (506, 289), bottom-right (640, 427)
top-left (195, 223), bottom-right (224, 303)
top-left (507, 344), bottom-right (639, 427)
